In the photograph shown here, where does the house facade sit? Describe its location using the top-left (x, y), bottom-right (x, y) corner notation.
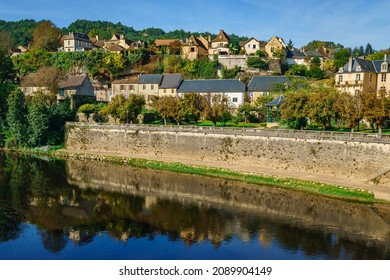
top-left (241, 38), bottom-right (266, 55)
top-left (209, 30), bottom-right (230, 55)
top-left (62, 32), bottom-right (93, 52)
top-left (158, 74), bottom-right (183, 97)
top-left (265, 36), bottom-right (287, 58)
top-left (177, 79), bottom-right (246, 108)
top-left (112, 76), bottom-right (140, 99)
top-left (286, 49), bottom-right (324, 68)
top-left (182, 35), bottom-right (209, 60)
top-left (138, 74), bottom-right (164, 102)
top-left (335, 57), bottom-right (379, 95)
top-left (247, 76), bottom-right (290, 103)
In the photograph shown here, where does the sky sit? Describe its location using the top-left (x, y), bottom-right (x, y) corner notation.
top-left (1, 0), bottom-right (390, 50)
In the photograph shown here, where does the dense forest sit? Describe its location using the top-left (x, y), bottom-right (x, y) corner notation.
top-left (0, 19), bottom-right (247, 49)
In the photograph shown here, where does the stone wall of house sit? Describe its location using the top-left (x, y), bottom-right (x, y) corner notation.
top-left (65, 123), bottom-right (390, 183)
top-left (218, 55), bottom-right (248, 69)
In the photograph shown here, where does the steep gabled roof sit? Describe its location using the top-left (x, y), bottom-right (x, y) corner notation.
top-left (178, 79), bottom-right (246, 93)
top-left (266, 95), bottom-right (286, 106)
top-left (58, 75), bottom-right (87, 89)
top-left (184, 35), bottom-right (208, 49)
top-left (63, 32), bottom-right (92, 43)
top-left (212, 30), bottom-right (230, 43)
top-left (247, 76), bottom-right (291, 91)
top-left (342, 57), bottom-right (376, 73)
top-left (138, 74), bottom-right (164, 84)
top-left (160, 74), bottom-right (183, 89)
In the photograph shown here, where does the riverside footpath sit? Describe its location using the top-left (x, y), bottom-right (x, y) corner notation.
top-left (63, 123), bottom-right (390, 201)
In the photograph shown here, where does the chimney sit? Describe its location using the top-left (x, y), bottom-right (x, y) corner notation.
top-left (96, 35), bottom-right (99, 40)
top-left (385, 54), bottom-right (388, 61)
top-left (348, 57), bottom-right (353, 72)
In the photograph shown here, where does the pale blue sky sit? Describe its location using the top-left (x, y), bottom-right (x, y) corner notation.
top-left (1, 0), bottom-right (389, 50)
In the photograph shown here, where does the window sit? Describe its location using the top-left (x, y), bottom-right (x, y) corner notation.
top-left (120, 85), bottom-right (125, 90)
top-left (232, 97), bottom-right (238, 102)
top-left (253, 44), bottom-right (256, 49)
top-left (151, 85), bottom-right (154, 90)
top-left (67, 40), bottom-right (70, 46)
top-left (143, 85), bottom-right (146, 90)
top-left (190, 47), bottom-right (195, 52)
top-left (382, 62), bottom-right (388, 72)
top-left (382, 74), bottom-right (387, 82)
top-left (370, 74), bottom-right (373, 82)
top-left (338, 75), bottom-right (343, 83)
top-left (271, 47), bottom-right (275, 53)
top-left (356, 74), bottom-right (360, 81)
top-left (59, 90), bottom-right (65, 97)
top-left (130, 85), bottom-right (135, 91)
top-left (171, 89), bottom-right (174, 93)
top-left (163, 89), bottom-right (166, 93)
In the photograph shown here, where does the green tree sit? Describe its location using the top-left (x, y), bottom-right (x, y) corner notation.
top-left (307, 88), bottom-right (340, 130)
top-left (287, 39), bottom-right (294, 49)
top-left (0, 47), bottom-right (14, 83)
top-left (31, 20), bottom-right (61, 51)
top-left (333, 48), bottom-right (351, 70)
top-left (360, 90), bottom-right (390, 134)
top-left (306, 66), bottom-right (325, 79)
top-left (202, 93), bottom-right (229, 126)
top-left (365, 43), bottom-right (374, 55)
top-left (0, 31), bottom-right (13, 51)
top-left (221, 66), bottom-right (240, 79)
top-left (181, 93), bottom-right (205, 125)
top-left (286, 64), bottom-right (308, 76)
top-left (246, 57), bottom-right (269, 70)
top-left (280, 91), bottom-right (310, 129)
top-left (6, 89), bottom-right (27, 147)
top-left (336, 91), bottom-right (363, 132)
top-left (237, 103), bottom-right (253, 123)
top-left (78, 103), bottom-right (96, 121)
top-left (27, 92), bottom-right (50, 147)
top-left (100, 95), bottom-right (127, 123)
top-left (121, 94), bottom-right (145, 123)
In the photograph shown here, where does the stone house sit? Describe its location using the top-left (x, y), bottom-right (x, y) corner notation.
top-left (209, 30), bottom-right (230, 55)
top-left (247, 76), bottom-right (290, 104)
top-left (265, 36), bottom-right (288, 58)
top-left (21, 74), bottom-right (95, 108)
top-left (111, 76), bottom-right (139, 99)
top-left (177, 79), bottom-right (246, 108)
top-left (138, 74), bottom-right (164, 102)
top-left (335, 57), bottom-right (379, 95)
top-left (286, 49), bottom-right (324, 68)
top-left (61, 32), bottom-right (93, 52)
top-left (182, 35), bottom-right (209, 60)
top-left (158, 74), bottom-right (183, 97)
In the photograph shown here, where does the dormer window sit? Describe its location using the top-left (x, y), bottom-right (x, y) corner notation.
top-left (338, 67), bottom-right (344, 73)
top-left (381, 62), bottom-right (388, 72)
top-left (356, 66), bottom-right (361, 71)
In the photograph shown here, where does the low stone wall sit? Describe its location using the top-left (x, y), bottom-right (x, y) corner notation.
top-left (65, 123), bottom-right (390, 182)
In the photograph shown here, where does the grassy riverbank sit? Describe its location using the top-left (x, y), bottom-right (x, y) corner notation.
top-left (51, 150), bottom-right (382, 204)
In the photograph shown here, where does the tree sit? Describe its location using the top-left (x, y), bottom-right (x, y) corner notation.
top-left (307, 88), bottom-right (340, 130)
top-left (280, 92), bottom-right (310, 129)
top-left (121, 94), bottom-right (145, 123)
top-left (360, 90), bottom-right (390, 134)
top-left (181, 93), bottom-right (205, 125)
top-left (6, 89), bottom-right (28, 147)
top-left (100, 95), bottom-right (127, 123)
top-left (27, 92), bottom-right (50, 147)
top-left (78, 103), bottom-right (96, 121)
top-left (237, 103), bottom-right (253, 123)
top-left (286, 64), bottom-right (308, 76)
top-left (333, 48), bottom-right (351, 70)
top-left (153, 96), bottom-right (183, 125)
top-left (246, 57), bottom-right (269, 70)
top-left (306, 66), bottom-right (325, 79)
top-left (202, 93), bottom-right (229, 126)
top-left (31, 20), bottom-right (61, 51)
top-left (365, 43), bottom-right (374, 56)
top-left (254, 94), bottom-right (276, 121)
top-left (287, 39), bottom-right (294, 49)
top-left (0, 31), bottom-right (13, 51)
top-left (221, 66), bottom-right (240, 79)
top-left (336, 91), bottom-right (363, 132)
top-left (0, 47), bottom-right (14, 83)
top-left (25, 66), bottom-right (64, 100)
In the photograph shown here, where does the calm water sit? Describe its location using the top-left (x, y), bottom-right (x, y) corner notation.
top-left (0, 152), bottom-right (390, 260)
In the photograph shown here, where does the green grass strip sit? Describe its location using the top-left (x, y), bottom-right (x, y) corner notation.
top-left (125, 158), bottom-right (379, 204)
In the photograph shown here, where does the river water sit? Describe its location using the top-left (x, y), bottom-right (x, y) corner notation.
top-left (0, 152), bottom-right (389, 260)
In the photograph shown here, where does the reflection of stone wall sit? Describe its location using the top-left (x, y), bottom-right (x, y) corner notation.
top-left (66, 159), bottom-right (390, 248)
top-left (65, 124), bottom-right (390, 182)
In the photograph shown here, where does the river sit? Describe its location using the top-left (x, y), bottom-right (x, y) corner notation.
top-left (0, 152), bottom-right (389, 259)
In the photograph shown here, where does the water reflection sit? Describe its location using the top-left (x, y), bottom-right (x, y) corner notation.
top-left (0, 152), bottom-right (390, 259)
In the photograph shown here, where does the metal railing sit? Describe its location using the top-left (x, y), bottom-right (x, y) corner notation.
top-left (67, 122), bottom-right (390, 144)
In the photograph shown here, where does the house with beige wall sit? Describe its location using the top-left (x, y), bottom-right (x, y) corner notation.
top-left (158, 74), bottom-right (183, 97)
top-left (62, 32), bottom-right (93, 52)
top-left (335, 57), bottom-right (379, 95)
top-left (241, 38), bottom-right (266, 55)
top-left (182, 35), bottom-right (209, 60)
top-left (265, 36), bottom-right (287, 58)
top-left (138, 74), bottom-right (164, 102)
top-left (112, 76), bottom-right (139, 99)
top-left (209, 30), bottom-right (231, 55)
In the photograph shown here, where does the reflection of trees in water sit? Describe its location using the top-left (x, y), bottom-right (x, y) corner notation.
top-left (1, 152), bottom-right (390, 259)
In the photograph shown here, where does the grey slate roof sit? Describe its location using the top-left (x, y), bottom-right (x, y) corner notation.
top-left (247, 76), bottom-right (290, 91)
top-left (266, 95), bottom-right (286, 106)
top-left (138, 74), bottom-right (164, 84)
top-left (286, 50), bottom-right (307, 59)
top-left (58, 75), bottom-right (87, 89)
top-left (342, 57), bottom-right (376, 73)
top-left (178, 79), bottom-right (246, 93)
top-left (160, 74), bottom-right (183, 89)
top-left (305, 50), bottom-right (323, 57)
